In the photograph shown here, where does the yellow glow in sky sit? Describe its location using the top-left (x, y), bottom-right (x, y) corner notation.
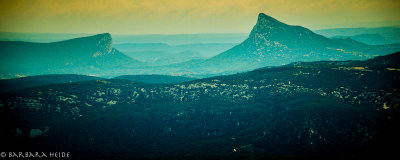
top-left (0, 0), bottom-right (399, 34)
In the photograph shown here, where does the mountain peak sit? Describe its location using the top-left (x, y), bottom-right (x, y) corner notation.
top-left (89, 33), bottom-right (113, 57)
top-left (90, 33), bottom-right (112, 45)
top-left (257, 13), bottom-right (281, 24)
top-left (249, 13), bottom-right (287, 37)
top-left (247, 13), bottom-right (332, 49)
top-left (94, 33), bottom-right (112, 39)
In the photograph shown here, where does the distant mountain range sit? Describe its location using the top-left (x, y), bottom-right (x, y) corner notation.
top-left (114, 43), bottom-right (206, 66)
top-left (114, 42), bottom-right (237, 58)
top-left (315, 27), bottom-right (400, 44)
top-left (1, 51), bottom-right (399, 159)
top-left (125, 50), bottom-right (204, 66)
top-left (332, 34), bottom-right (393, 45)
top-left (1, 13), bottom-right (400, 79)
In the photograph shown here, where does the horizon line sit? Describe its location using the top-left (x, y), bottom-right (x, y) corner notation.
top-left (1, 25), bottom-right (400, 36)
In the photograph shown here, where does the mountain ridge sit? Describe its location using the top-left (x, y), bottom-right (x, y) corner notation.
top-left (1, 13), bottom-right (400, 78)
top-left (0, 33), bottom-right (142, 78)
top-left (150, 13), bottom-right (400, 76)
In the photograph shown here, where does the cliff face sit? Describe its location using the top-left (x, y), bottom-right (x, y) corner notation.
top-left (91, 33), bottom-right (113, 57)
top-left (248, 13), bottom-right (333, 49)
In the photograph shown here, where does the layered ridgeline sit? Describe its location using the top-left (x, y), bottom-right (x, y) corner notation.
top-left (1, 52), bottom-right (399, 158)
top-left (331, 34), bottom-right (393, 45)
top-left (0, 33), bottom-right (141, 78)
top-left (1, 13), bottom-right (399, 78)
top-left (315, 27), bottom-right (400, 44)
top-left (152, 13), bottom-right (400, 75)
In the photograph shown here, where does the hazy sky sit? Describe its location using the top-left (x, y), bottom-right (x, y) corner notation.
top-left (0, 0), bottom-right (399, 35)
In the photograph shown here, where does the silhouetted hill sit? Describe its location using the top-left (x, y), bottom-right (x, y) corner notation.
top-left (365, 51), bottom-right (400, 67)
top-left (0, 74), bottom-right (103, 93)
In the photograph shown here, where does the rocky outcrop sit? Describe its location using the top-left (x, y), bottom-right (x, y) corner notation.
top-left (91, 33), bottom-right (113, 57)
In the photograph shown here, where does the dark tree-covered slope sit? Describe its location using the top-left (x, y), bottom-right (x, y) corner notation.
top-left (0, 74), bottom-right (104, 93)
top-left (1, 52), bottom-right (399, 159)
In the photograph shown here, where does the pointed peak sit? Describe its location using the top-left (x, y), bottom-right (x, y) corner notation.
top-left (256, 13), bottom-right (284, 26)
top-left (249, 13), bottom-right (287, 36)
top-left (247, 13), bottom-right (331, 48)
top-left (258, 13), bottom-right (274, 21)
